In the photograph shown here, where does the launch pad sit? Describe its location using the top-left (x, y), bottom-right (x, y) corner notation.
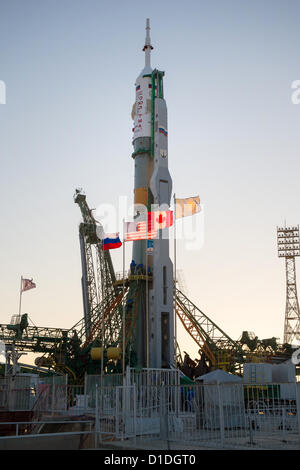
top-left (0, 20), bottom-right (297, 385)
top-left (0, 20), bottom-right (300, 451)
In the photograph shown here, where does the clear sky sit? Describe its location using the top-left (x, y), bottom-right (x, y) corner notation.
top-left (0, 0), bottom-right (300, 361)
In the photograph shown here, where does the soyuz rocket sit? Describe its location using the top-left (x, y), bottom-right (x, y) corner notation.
top-left (131, 19), bottom-right (174, 368)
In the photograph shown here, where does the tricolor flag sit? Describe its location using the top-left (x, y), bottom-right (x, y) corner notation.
top-left (102, 233), bottom-right (122, 251)
top-left (22, 278), bottom-right (36, 292)
top-left (158, 127), bottom-right (168, 137)
top-left (175, 196), bottom-right (201, 219)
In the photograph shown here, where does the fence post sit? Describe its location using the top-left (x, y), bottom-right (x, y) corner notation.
top-left (51, 376), bottom-right (55, 416)
top-left (282, 406), bottom-right (287, 443)
top-left (217, 383), bottom-right (225, 447)
top-left (8, 376), bottom-right (15, 411)
top-left (65, 375), bottom-right (68, 412)
top-left (248, 415), bottom-right (255, 446)
top-left (84, 372), bottom-right (87, 411)
top-left (133, 384), bottom-right (137, 445)
top-left (116, 387), bottom-right (120, 438)
top-left (160, 385), bottom-right (169, 441)
top-left (295, 382), bottom-right (300, 448)
top-left (175, 375), bottom-right (180, 418)
top-left (126, 366), bottom-right (131, 386)
top-left (122, 384), bottom-right (133, 438)
top-left (121, 385), bottom-right (125, 440)
top-left (95, 384), bottom-right (99, 449)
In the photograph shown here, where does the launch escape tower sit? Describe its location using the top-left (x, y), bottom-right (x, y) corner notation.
top-left (277, 225), bottom-right (300, 344)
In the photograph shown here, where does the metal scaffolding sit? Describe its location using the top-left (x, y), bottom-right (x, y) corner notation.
top-left (277, 225), bottom-right (300, 344)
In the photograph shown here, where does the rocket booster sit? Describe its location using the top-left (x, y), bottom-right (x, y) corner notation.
top-left (131, 19), bottom-right (174, 369)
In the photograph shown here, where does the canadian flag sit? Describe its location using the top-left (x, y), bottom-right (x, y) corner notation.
top-left (149, 210), bottom-right (173, 232)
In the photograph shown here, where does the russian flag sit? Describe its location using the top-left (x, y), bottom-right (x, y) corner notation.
top-left (159, 127), bottom-right (168, 136)
top-left (102, 233), bottom-right (122, 251)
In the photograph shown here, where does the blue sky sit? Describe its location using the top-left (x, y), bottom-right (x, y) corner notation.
top-left (0, 0), bottom-right (300, 359)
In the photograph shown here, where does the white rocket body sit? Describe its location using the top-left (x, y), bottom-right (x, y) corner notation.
top-left (149, 95), bottom-right (174, 368)
top-left (131, 19), bottom-right (174, 369)
top-left (133, 77), bottom-right (152, 139)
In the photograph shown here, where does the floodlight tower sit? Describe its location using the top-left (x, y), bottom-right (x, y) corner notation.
top-left (277, 225), bottom-right (300, 344)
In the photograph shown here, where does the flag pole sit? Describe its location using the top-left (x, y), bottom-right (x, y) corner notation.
top-left (18, 276), bottom-right (23, 318)
top-left (101, 240), bottom-right (104, 385)
top-left (174, 194), bottom-right (177, 364)
top-left (122, 220), bottom-right (126, 379)
top-left (146, 211), bottom-right (149, 369)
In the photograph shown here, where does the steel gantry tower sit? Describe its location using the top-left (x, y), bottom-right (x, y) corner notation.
top-left (73, 189), bottom-right (123, 347)
top-left (277, 225), bottom-right (300, 344)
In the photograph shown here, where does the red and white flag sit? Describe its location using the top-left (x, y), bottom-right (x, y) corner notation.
top-left (124, 220), bottom-right (157, 241)
top-left (124, 211), bottom-right (173, 242)
top-left (21, 278), bottom-right (36, 292)
top-left (149, 210), bottom-right (173, 231)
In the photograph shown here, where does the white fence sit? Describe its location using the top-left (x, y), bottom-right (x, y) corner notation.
top-left (95, 382), bottom-right (300, 449)
top-left (2, 374), bottom-right (300, 449)
top-left (0, 377), bottom-right (94, 417)
top-left (0, 376), bottom-right (68, 413)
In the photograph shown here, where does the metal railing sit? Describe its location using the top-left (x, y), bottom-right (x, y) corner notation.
top-left (0, 419), bottom-right (95, 449)
top-left (2, 376), bottom-right (300, 449)
top-left (0, 379), bottom-right (95, 418)
top-left (94, 382), bottom-right (300, 449)
top-left (0, 375), bottom-right (68, 412)
top-left (0, 419), bottom-right (93, 436)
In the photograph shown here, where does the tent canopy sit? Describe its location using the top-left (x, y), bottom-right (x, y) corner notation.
top-left (195, 369), bottom-right (242, 384)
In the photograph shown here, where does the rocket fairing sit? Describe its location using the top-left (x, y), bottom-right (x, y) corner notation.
top-left (132, 19), bottom-right (153, 140)
top-left (131, 19), bottom-right (174, 369)
top-left (132, 76), bottom-right (152, 139)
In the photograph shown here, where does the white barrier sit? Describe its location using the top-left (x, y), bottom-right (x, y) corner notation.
top-left (94, 382), bottom-right (300, 449)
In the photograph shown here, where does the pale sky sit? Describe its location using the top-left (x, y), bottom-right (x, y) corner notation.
top-left (0, 0), bottom-right (300, 362)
